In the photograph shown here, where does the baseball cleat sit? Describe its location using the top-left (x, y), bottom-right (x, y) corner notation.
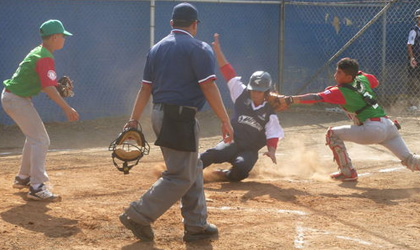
top-left (119, 213), bottom-right (154, 241)
top-left (183, 223), bottom-right (219, 242)
top-left (27, 184), bottom-right (62, 202)
top-left (13, 176), bottom-right (30, 189)
top-left (330, 169), bottom-right (358, 182)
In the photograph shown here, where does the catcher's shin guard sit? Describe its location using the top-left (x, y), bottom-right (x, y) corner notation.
top-left (326, 127), bottom-right (353, 176)
top-left (402, 154), bottom-right (420, 171)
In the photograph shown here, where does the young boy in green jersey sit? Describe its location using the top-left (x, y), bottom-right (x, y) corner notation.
top-left (279, 57), bottom-right (420, 181)
top-left (1, 19), bottom-right (79, 201)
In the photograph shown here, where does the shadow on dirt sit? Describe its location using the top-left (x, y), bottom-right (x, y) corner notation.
top-left (121, 241), bottom-right (164, 250)
top-left (0, 192), bottom-right (80, 238)
top-left (330, 182), bottom-right (420, 205)
top-left (207, 181), bottom-right (309, 203)
top-left (120, 237), bottom-right (215, 250)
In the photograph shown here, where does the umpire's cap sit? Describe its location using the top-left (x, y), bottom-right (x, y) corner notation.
top-left (416, 9), bottom-right (420, 17)
top-left (172, 2), bottom-right (200, 22)
top-left (247, 71), bottom-right (272, 92)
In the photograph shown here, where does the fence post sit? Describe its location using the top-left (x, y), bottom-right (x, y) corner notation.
top-left (278, 0), bottom-right (285, 93)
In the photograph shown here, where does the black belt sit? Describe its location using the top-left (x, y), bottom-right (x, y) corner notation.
top-left (153, 103), bottom-right (197, 113)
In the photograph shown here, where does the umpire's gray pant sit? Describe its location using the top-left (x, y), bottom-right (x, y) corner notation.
top-left (126, 104), bottom-right (208, 233)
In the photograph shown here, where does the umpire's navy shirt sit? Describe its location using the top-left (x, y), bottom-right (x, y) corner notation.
top-left (142, 29), bottom-right (217, 110)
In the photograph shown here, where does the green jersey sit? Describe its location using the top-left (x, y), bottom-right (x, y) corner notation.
top-left (3, 45), bottom-right (56, 97)
top-left (319, 73), bottom-right (386, 124)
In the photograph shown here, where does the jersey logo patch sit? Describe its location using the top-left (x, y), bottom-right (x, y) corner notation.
top-left (47, 70), bottom-right (57, 81)
top-left (238, 115), bottom-right (263, 131)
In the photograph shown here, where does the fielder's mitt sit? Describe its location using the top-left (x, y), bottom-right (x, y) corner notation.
top-left (56, 76), bottom-right (74, 98)
top-left (267, 92), bottom-right (288, 112)
top-left (108, 126), bottom-right (150, 174)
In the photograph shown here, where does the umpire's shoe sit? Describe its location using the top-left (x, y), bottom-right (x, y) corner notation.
top-left (183, 223), bottom-right (219, 242)
top-left (119, 213), bottom-right (154, 241)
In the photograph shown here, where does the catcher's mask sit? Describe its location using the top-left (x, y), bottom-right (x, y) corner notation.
top-left (108, 127), bottom-right (150, 174)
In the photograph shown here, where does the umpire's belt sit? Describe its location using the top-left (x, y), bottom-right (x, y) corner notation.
top-left (153, 103), bottom-right (197, 115)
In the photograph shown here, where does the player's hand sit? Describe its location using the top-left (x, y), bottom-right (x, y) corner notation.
top-left (411, 58), bottom-right (417, 68)
top-left (263, 151), bottom-right (277, 164)
top-left (212, 33), bottom-right (221, 53)
top-left (221, 120), bottom-right (234, 143)
top-left (64, 107), bottom-right (79, 122)
top-left (124, 119), bottom-right (139, 130)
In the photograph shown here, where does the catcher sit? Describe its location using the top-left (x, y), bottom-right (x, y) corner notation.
top-left (200, 33), bottom-right (284, 182)
top-left (277, 57), bottom-right (420, 181)
top-left (1, 19), bottom-right (79, 201)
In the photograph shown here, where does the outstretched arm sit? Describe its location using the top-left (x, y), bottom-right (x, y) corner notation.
top-left (212, 33), bottom-right (228, 68)
top-left (212, 33), bottom-right (236, 82)
top-left (290, 93), bottom-right (323, 104)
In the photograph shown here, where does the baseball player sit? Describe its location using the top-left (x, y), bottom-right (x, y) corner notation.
top-left (279, 57), bottom-right (420, 181)
top-left (200, 33), bottom-right (284, 182)
top-left (1, 20), bottom-right (79, 201)
top-left (406, 8), bottom-right (420, 110)
top-left (119, 3), bottom-right (233, 242)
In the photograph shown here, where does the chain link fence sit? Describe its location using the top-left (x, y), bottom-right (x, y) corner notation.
top-left (284, 0), bottom-right (419, 115)
top-left (0, 0), bottom-right (419, 125)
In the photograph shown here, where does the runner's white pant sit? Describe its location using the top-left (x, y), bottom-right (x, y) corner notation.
top-left (1, 89), bottom-right (50, 185)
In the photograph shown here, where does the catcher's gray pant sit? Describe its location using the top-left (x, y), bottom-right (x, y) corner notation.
top-left (1, 89), bottom-right (50, 185)
top-left (326, 117), bottom-right (415, 174)
top-left (125, 104), bottom-right (208, 233)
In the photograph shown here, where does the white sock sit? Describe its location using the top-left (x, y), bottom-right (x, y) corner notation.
top-left (18, 174), bottom-right (29, 179)
top-left (31, 184), bottom-right (42, 190)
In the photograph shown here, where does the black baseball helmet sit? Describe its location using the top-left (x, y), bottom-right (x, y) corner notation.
top-left (247, 71), bottom-right (272, 92)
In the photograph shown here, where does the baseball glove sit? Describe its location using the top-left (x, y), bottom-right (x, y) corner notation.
top-left (108, 126), bottom-right (150, 174)
top-left (56, 76), bottom-right (74, 97)
top-left (267, 92), bottom-right (289, 111)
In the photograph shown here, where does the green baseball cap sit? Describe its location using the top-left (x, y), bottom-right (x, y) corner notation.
top-left (39, 19), bottom-right (73, 37)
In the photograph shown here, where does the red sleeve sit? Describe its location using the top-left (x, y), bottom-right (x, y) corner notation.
top-left (358, 71), bottom-right (379, 89)
top-left (318, 86), bottom-right (346, 105)
top-left (220, 63), bottom-right (237, 82)
top-left (35, 57), bottom-right (58, 88)
top-left (266, 138), bottom-right (279, 149)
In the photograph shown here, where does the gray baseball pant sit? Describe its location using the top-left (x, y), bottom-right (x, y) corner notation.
top-left (125, 104), bottom-right (208, 233)
top-left (1, 89), bottom-right (50, 185)
top-left (329, 117), bottom-right (411, 171)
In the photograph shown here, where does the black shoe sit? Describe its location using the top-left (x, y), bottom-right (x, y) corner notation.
top-left (119, 213), bottom-right (154, 241)
top-left (183, 223), bottom-right (219, 242)
top-left (27, 184), bottom-right (61, 202)
top-left (13, 176), bottom-right (30, 189)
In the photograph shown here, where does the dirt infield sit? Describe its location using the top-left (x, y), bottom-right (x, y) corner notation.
top-left (1, 108), bottom-right (420, 249)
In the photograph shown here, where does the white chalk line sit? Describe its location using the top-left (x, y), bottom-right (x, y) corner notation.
top-left (359, 166), bottom-right (406, 178)
top-left (0, 147), bottom-right (106, 156)
top-left (208, 206), bottom-right (307, 216)
top-left (294, 223), bottom-right (380, 249)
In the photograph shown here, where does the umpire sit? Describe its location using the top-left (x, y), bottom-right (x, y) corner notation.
top-left (120, 2), bottom-right (234, 242)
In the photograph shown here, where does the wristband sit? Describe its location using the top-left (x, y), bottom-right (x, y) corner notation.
top-left (285, 96), bottom-right (294, 105)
